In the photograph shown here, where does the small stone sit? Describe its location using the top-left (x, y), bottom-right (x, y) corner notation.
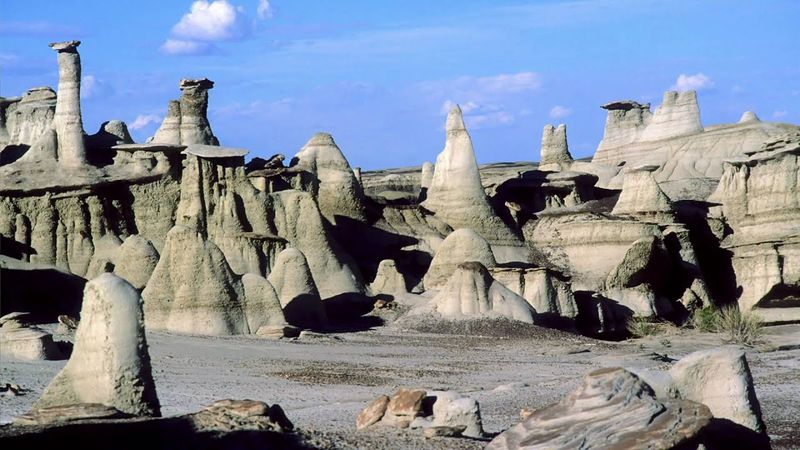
top-left (520, 407), bottom-right (534, 420)
top-left (357, 395), bottom-right (390, 430)
top-left (386, 388), bottom-right (426, 418)
top-left (424, 425), bottom-right (467, 438)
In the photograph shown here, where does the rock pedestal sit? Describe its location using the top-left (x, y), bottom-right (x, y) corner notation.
top-left (49, 40), bottom-right (86, 167)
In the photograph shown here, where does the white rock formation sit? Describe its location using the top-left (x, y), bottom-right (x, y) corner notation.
top-left (490, 266), bottom-right (578, 320)
top-left (49, 40), bottom-right (87, 167)
top-left (708, 133), bottom-right (800, 321)
top-left (35, 273), bottom-right (160, 416)
top-left (423, 228), bottom-right (496, 289)
top-left (422, 105), bottom-right (528, 263)
top-left (434, 262), bottom-right (537, 324)
top-left (420, 161), bottom-right (434, 189)
top-left (114, 235), bottom-right (160, 290)
top-left (538, 124), bottom-right (573, 172)
top-left (291, 132), bottom-right (367, 223)
top-left (611, 164), bottom-right (675, 222)
top-left (369, 259), bottom-right (408, 296)
top-left (595, 100), bottom-right (653, 153)
top-left (739, 111), bottom-right (760, 123)
top-left (0, 317), bottom-right (62, 361)
top-left (267, 248), bottom-right (328, 329)
top-left (151, 78), bottom-right (219, 146)
top-left (638, 90), bottom-right (703, 142)
top-left (0, 87), bottom-right (56, 149)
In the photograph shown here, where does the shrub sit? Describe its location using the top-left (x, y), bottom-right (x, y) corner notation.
top-left (715, 306), bottom-right (763, 346)
top-left (626, 316), bottom-right (661, 338)
top-left (692, 307), bottom-right (718, 332)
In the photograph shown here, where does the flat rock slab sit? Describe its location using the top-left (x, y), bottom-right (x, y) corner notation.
top-left (183, 144), bottom-right (248, 158)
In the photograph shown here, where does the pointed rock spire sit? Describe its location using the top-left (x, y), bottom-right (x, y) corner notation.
top-left (739, 111), bottom-right (760, 123)
top-left (49, 40), bottom-right (87, 167)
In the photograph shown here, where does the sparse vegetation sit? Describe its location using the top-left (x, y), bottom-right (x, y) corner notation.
top-left (692, 307), bottom-right (718, 332)
top-left (626, 316), bottom-right (674, 338)
top-left (690, 305), bottom-right (764, 346)
top-left (715, 306), bottom-right (764, 346)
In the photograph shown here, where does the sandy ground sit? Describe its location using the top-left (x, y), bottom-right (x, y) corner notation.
top-left (1, 320), bottom-right (798, 449)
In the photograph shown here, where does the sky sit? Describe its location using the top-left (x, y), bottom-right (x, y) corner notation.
top-left (1, 0), bottom-right (798, 169)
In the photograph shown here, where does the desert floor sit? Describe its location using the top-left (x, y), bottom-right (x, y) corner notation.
top-left (2, 320), bottom-right (798, 449)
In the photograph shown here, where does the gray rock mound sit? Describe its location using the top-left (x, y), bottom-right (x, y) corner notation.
top-left (35, 273), bottom-right (160, 416)
top-left (423, 228), bottom-right (496, 289)
top-left (267, 248), bottom-right (328, 329)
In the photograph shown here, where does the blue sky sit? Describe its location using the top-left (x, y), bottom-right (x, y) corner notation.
top-left (1, 1), bottom-right (798, 169)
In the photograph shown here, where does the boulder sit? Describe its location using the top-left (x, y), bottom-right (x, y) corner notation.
top-left (356, 395), bottom-right (389, 430)
top-left (381, 388), bottom-right (426, 428)
top-left (668, 348), bottom-right (766, 434)
top-left (0, 326), bottom-right (62, 361)
top-left (487, 368), bottom-right (711, 450)
top-left (430, 391), bottom-right (484, 438)
top-left (34, 273), bottom-right (160, 416)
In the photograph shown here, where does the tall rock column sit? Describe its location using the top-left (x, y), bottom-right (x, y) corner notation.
top-left (179, 78), bottom-right (219, 145)
top-left (49, 40), bottom-right (86, 167)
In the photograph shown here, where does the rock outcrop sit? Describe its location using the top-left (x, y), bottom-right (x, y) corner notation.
top-left (638, 90), bottom-right (703, 142)
top-left (151, 78), bottom-right (218, 146)
top-left (422, 106), bottom-right (528, 263)
top-left (489, 266), bottom-right (578, 321)
top-left (611, 164), bottom-right (675, 223)
top-left (291, 132), bottom-right (367, 223)
top-left (267, 248), bottom-right (328, 329)
top-left (487, 367), bottom-right (711, 450)
top-left (369, 259), bottom-right (408, 296)
top-left (35, 273), bottom-right (160, 416)
top-left (423, 228), bottom-right (496, 289)
top-left (0, 87), bottom-right (56, 151)
top-left (708, 132), bottom-right (800, 321)
top-left (433, 262), bottom-right (537, 324)
top-left (538, 124), bottom-right (573, 172)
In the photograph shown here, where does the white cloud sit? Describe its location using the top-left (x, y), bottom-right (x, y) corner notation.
top-left (129, 114), bottom-right (162, 130)
top-left (172, 0), bottom-right (250, 41)
top-left (160, 39), bottom-right (215, 56)
top-left (671, 73), bottom-right (714, 92)
top-left (440, 100), bottom-right (480, 115)
top-left (81, 75), bottom-right (112, 99)
top-left (549, 105), bottom-right (572, 119)
top-left (257, 0), bottom-right (273, 20)
top-left (467, 111), bottom-right (515, 129)
top-left (772, 110), bottom-right (788, 120)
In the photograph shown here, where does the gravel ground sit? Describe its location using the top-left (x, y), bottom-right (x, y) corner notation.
top-left (1, 320), bottom-right (798, 449)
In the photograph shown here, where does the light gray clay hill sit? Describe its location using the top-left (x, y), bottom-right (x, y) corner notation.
top-left (1, 38), bottom-right (799, 450)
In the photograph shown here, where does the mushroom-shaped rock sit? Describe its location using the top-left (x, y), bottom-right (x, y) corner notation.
top-left (34, 273), bottom-right (160, 416)
top-left (611, 164), bottom-right (674, 222)
top-left (267, 248), bottom-right (328, 329)
top-left (487, 368), bottom-right (711, 450)
top-left (423, 228), bottom-right (496, 290)
top-left (150, 78), bottom-right (218, 145)
top-left (369, 259), bottom-right (408, 296)
top-left (114, 235), bottom-right (160, 290)
top-left (539, 124), bottom-right (573, 171)
top-left (422, 105), bottom-right (527, 263)
top-left (434, 262), bottom-right (536, 324)
top-left (291, 132), bottom-right (367, 223)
